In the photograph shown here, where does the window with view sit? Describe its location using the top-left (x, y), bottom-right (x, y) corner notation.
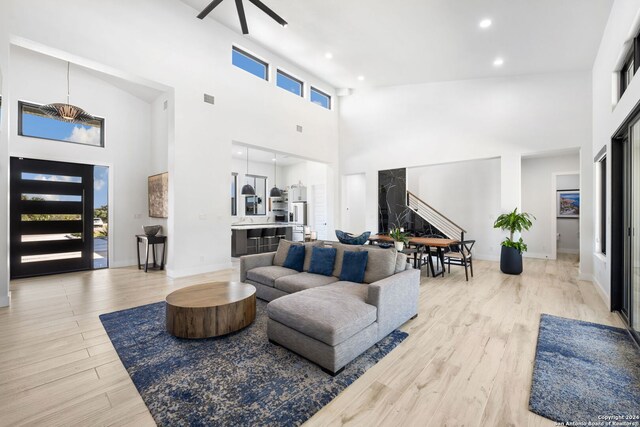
top-left (620, 35), bottom-right (639, 98)
top-left (18, 101), bottom-right (104, 147)
top-left (244, 175), bottom-right (266, 216)
top-left (310, 87), bottom-right (331, 110)
top-left (231, 173), bottom-right (238, 216)
top-left (232, 46), bottom-right (268, 81)
top-left (276, 70), bottom-right (303, 97)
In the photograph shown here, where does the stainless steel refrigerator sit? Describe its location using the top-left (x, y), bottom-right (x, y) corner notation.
top-left (290, 201), bottom-right (307, 241)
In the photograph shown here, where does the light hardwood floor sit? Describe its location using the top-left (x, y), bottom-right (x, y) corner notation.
top-left (0, 254), bottom-right (623, 426)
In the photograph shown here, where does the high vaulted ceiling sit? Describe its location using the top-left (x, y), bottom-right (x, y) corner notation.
top-left (181, 0), bottom-right (613, 89)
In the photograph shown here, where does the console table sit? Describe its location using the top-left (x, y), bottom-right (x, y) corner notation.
top-left (136, 234), bottom-right (167, 272)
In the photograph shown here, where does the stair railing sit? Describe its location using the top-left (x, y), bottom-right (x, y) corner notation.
top-left (406, 191), bottom-right (466, 242)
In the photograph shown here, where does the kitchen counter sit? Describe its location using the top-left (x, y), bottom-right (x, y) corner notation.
top-left (231, 222), bottom-right (292, 230)
top-left (231, 224), bottom-right (293, 257)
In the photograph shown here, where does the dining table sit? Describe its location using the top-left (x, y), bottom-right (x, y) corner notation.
top-left (368, 234), bottom-right (459, 277)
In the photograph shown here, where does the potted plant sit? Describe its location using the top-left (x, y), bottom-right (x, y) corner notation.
top-left (389, 227), bottom-right (409, 251)
top-left (493, 208), bottom-right (535, 275)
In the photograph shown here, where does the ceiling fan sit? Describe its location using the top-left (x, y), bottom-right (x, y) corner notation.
top-left (197, 0), bottom-right (288, 35)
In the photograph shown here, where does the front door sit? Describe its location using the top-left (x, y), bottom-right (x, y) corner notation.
top-left (10, 157), bottom-right (95, 279)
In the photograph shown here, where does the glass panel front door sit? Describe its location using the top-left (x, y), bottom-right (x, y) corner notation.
top-left (10, 158), bottom-right (95, 278)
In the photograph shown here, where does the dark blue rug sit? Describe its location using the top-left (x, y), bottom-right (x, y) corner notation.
top-left (100, 299), bottom-right (407, 426)
top-left (529, 314), bottom-right (640, 424)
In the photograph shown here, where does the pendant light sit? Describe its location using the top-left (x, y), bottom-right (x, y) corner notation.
top-left (40, 62), bottom-right (95, 124)
top-left (269, 154), bottom-right (282, 197)
top-left (241, 148), bottom-right (256, 196)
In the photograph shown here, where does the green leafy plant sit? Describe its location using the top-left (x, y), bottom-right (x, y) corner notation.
top-left (389, 227), bottom-right (409, 245)
top-left (493, 208), bottom-right (535, 253)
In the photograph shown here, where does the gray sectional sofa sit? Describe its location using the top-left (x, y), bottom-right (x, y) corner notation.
top-left (240, 240), bottom-right (421, 375)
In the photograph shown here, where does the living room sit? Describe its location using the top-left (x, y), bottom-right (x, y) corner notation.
top-left (0, 0), bottom-right (639, 426)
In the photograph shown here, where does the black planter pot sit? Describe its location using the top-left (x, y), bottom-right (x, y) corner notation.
top-left (500, 246), bottom-right (523, 275)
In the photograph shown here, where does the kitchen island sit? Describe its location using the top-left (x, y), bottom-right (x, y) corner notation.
top-left (231, 223), bottom-right (293, 257)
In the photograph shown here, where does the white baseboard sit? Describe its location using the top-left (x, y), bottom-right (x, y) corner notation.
top-left (591, 274), bottom-right (611, 310)
top-left (473, 253), bottom-right (500, 262)
top-left (0, 293), bottom-right (11, 307)
top-left (523, 252), bottom-right (552, 260)
top-left (558, 248), bottom-right (580, 254)
top-left (166, 261), bottom-right (233, 279)
top-left (109, 259), bottom-right (139, 268)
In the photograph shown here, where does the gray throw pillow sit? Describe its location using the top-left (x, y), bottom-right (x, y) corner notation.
top-left (395, 252), bottom-right (408, 273)
top-left (274, 240), bottom-right (302, 266)
top-left (360, 246), bottom-right (398, 283)
top-left (331, 242), bottom-right (361, 277)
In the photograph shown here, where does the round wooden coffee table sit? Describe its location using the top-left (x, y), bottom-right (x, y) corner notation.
top-left (165, 282), bottom-right (256, 339)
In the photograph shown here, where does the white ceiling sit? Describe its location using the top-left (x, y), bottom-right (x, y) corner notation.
top-left (232, 144), bottom-right (306, 166)
top-left (181, 0), bottom-right (613, 89)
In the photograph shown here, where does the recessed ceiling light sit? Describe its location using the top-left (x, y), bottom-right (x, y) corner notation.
top-left (493, 58), bottom-right (504, 67)
top-left (272, 158), bottom-right (277, 161)
top-left (357, 75), bottom-right (365, 81)
top-left (479, 19), bottom-right (492, 29)
top-left (237, 151), bottom-right (243, 155)
top-left (325, 52), bottom-right (333, 59)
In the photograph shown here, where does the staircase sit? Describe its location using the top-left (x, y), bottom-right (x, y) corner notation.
top-left (406, 191), bottom-right (466, 241)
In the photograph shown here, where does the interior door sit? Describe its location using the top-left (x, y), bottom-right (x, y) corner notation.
top-left (10, 157), bottom-right (94, 279)
top-left (312, 184), bottom-right (328, 240)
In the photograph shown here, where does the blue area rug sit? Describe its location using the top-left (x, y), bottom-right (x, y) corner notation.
top-left (100, 299), bottom-right (407, 426)
top-left (529, 314), bottom-right (640, 424)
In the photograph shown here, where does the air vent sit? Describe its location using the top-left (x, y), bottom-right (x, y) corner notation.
top-left (296, 125), bottom-right (303, 133)
top-left (204, 94), bottom-right (215, 105)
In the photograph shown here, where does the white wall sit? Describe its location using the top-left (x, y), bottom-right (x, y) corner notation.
top-left (149, 96), bottom-right (170, 236)
top-left (0, 0), bottom-right (340, 288)
top-left (339, 71), bottom-right (594, 277)
top-left (0, 19), bottom-right (8, 306)
top-left (9, 46), bottom-right (156, 268)
top-left (592, 0), bottom-right (640, 306)
top-left (407, 158), bottom-right (503, 261)
top-left (556, 174), bottom-right (580, 254)
top-left (521, 153), bottom-right (580, 259)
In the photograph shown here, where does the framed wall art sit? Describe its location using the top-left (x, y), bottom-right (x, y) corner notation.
top-left (148, 172), bottom-right (168, 218)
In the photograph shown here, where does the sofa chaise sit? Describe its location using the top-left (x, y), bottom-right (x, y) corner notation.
top-left (240, 240), bottom-right (420, 374)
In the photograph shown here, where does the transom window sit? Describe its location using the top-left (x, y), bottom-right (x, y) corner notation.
top-left (620, 34), bottom-right (639, 98)
top-left (232, 46), bottom-right (268, 81)
top-left (276, 70), bottom-right (303, 97)
top-left (310, 87), bottom-right (331, 110)
top-left (18, 101), bottom-right (104, 147)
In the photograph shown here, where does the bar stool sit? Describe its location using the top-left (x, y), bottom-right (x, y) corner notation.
top-left (275, 227), bottom-right (287, 242)
top-left (247, 228), bottom-right (263, 254)
top-left (263, 227), bottom-right (278, 252)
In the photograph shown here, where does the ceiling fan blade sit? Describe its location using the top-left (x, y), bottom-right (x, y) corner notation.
top-left (197, 0), bottom-right (225, 19)
top-left (235, 0), bottom-right (249, 34)
top-left (247, 0), bottom-right (288, 27)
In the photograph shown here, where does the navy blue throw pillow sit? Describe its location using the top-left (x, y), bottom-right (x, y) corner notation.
top-left (283, 245), bottom-right (305, 272)
top-left (308, 247), bottom-right (338, 276)
top-left (340, 251), bottom-right (369, 283)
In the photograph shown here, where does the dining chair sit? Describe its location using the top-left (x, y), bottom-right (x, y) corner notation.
top-left (444, 240), bottom-right (475, 281)
top-left (424, 233), bottom-right (448, 272)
